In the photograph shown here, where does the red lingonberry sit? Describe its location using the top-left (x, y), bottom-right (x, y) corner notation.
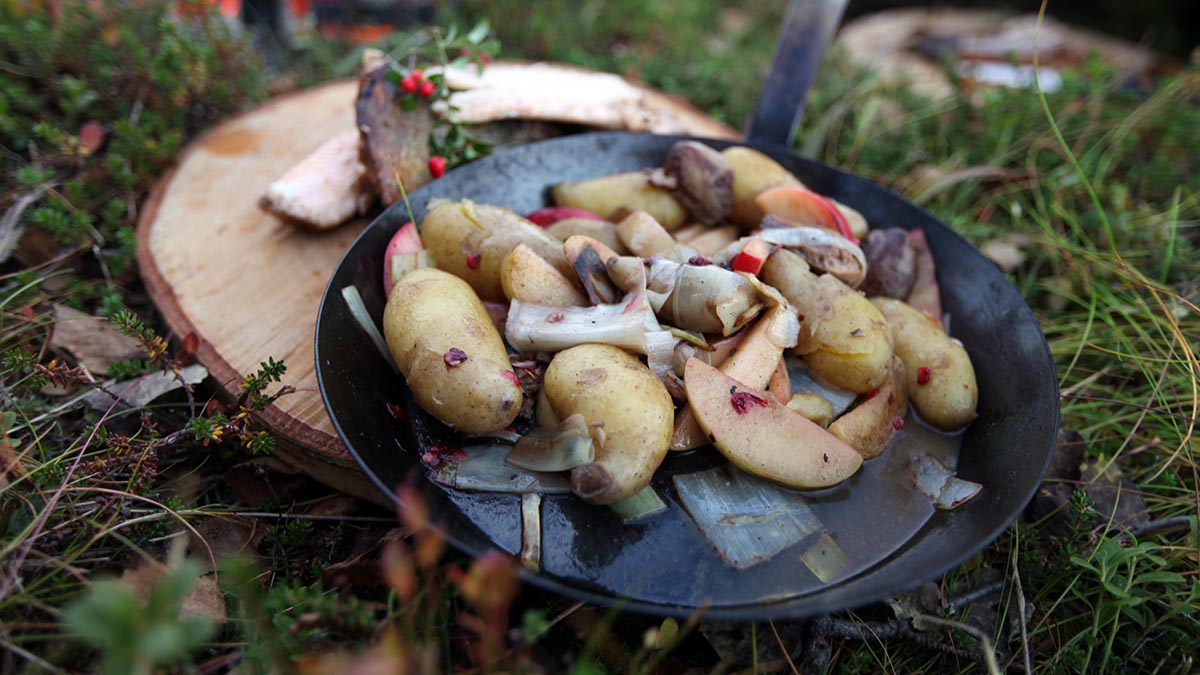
top-left (730, 390), bottom-right (769, 415)
top-left (917, 366), bottom-right (931, 385)
top-left (400, 75), bottom-right (416, 93)
top-left (429, 155), bottom-right (446, 178)
top-left (418, 80), bottom-right (436, 97)
top-left (410, 69), bottom-right (424, 82)
top-left (444, 348), bottom-right (469, 368)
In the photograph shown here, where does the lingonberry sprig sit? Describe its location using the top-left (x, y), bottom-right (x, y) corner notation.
top-left (387, 21), bottom-right (499, 176)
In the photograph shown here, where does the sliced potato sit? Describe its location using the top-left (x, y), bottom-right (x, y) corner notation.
top-left (553, 171), bottom-right (687, 230)
top-left (688, 225), bottom-right (740, 257)
top-left (545, 217), bottom-right (628, 254)
top-left (685, 358), bottom-right (862, 489)
top-left (763, 249), bottom-right (892, 393)
top-left (787, 392), bottom-right (835, 428)
top-left (501, 244), bottom-right (587, 307)
top-left (615, 210), bottom-right (678, 257)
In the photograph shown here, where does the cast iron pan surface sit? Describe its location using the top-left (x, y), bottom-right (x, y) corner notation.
top-left (315, 132), bottom-right (1060, 619)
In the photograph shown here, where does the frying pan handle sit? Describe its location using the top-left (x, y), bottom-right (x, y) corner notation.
top-left (744, 0), bottom-right (848, 148)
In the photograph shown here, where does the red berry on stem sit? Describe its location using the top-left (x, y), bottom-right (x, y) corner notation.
top-left (410, 69), bottom-right (424, 82)
top-left (418, 80), bottom-right (436, 97)
top-left (400, 76), bottom-right (416, 93)
top-left (429, 155), bottom-right (446, 178)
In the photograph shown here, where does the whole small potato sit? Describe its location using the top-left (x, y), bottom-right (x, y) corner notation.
top-left (763, 249), bottom-right (892, 393)
top-left (543, 344), bottom-right (673, 504)
top-left (553, 172), bottom-right (687, 230)
top-left (419, 199), bottom-right (569, 302)
top-left (722, 146), bottom-right (803, 229)
top-left (383, 268), bottom-right (523, 434)
top-left (871, 297), bottom-right (978, 430)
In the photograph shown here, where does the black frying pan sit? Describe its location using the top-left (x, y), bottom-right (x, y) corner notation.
top-left (315, 0), bottom-right (1059, 620)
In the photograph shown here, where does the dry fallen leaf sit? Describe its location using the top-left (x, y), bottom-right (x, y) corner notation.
top-left (181, 574), bottom-right (227, 624)
top-left (187, 515), bottom-right (264, 573)
top-left (0, 413), bottom-right (26, 489)
top-left (1081, 460), bottom-right (1149, 533)
top-left (80, 364), bottom-right (207, 411)
top-left (52, 304), bottom-right (144, 374)
top-left (120, 561), bottom-right (165, 601)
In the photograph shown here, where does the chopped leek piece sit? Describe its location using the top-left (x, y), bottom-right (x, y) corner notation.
top-left (341, 286), bottom-right (398, 373)
top-left (427, 444), bottom-right (571, 494)
top-left (608, 485), bottom-right (668, 521)
top-left (909, 453), bottom-right (983, 510)
top-left (799, 532), bottom-right (852, 583)
top-left (673, 465), bottom-right (822, 569)
top-left (506, 413), bottom-right (595, 472)
top-left (520, 493), bottom-right (542, 571)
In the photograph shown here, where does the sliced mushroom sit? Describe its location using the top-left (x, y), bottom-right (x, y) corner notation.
top-left (860, 228), bottom-right (916, 298)
top-left (758, 224), bottom-right (868, 288)
top-left (663, 141), bottom-right (734, 225)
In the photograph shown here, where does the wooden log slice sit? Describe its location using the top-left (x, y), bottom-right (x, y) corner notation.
top-left (138, 69), bottom-right (735, 501)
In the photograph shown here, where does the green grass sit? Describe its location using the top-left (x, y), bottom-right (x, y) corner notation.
top-left (3, 1), bottom-right (1199, 673)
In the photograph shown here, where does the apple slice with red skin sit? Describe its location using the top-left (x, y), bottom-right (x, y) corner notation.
top-left (525, 206), bottom-right (605, 227)
top-left (382, 221), bottom-right (423, 295)
top-left (685, 357), bottom-right (863, 489)
top-left (731, 236), bottom-right (772, 276)
top-left (754, 186), bottom-right (860, 244)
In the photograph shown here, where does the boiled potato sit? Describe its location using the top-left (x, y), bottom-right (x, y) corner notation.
top-left (763, 249), bottom-right (892, 393)
top-left (500, 244), bottom-right (587, 307)
top-left (787, 392), bottom-right (835, 428)
top-left (871, 297), bottom-right (978, 430)
top-left (828, 356), bottom-right (908, 459)
top-left (543, 344), bottom-right (673, 504)
top-left (553, 171), bottom-right (687, 230)
top-left (383, 268), bottom-right (522, 434)
top-left (722, 146), bottom-right (803, 229)
top-left (545, 218), bottom-right (628, 254)
top-left (419, 199), bottom-right (568, 302)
